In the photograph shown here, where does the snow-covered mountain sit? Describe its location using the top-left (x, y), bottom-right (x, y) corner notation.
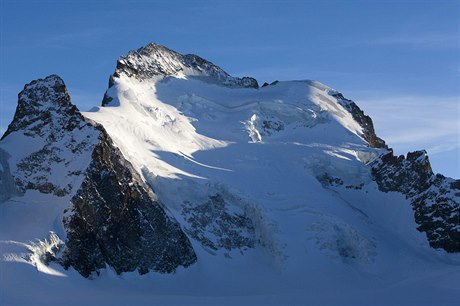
top-left (0, 43), bottom-right (459, 305)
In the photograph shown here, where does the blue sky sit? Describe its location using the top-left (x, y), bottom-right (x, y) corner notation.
top-left (1, 0), bottom-right (459, 177)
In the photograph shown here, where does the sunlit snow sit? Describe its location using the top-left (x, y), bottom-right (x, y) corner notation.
top-left (1, 73), bottom-right (459, 305)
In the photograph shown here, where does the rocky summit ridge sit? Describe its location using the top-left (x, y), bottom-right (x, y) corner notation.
top-left (102, 43), bottom-right (258, 107)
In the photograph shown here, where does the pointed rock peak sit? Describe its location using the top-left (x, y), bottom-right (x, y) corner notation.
top-left (406, 150), bottom-right (433, 175)
top-left (1, 75), bottom-right (80, 140)
top-left (19, 74), bottom-right (71, 109)
top-left (114, 42), bottom-right (184, 80)
top-left (110, 42), bottom-right (258, 90)
top-left (137, 42), bottom-right (180, 57)
top-left (407, 149), bottom-right (428, 161)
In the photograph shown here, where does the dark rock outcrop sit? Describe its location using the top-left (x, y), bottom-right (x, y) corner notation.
top-left (63, 129), bottom-right (196, 277)
top-left (371, 150), bottom-right (460, 252)
top-left (0, 75), bottom-right (96, 197)
top-left (183, 53), bottom-right (259, 88)
top-left (2, 75), bottom-right (77, 140)
top-left (330, 91), bottom-right (459, 253)
top-left (331, 92), bottom-right (387, 149)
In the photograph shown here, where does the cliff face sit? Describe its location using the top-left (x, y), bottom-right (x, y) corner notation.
top-left (0, 75), bottom-right (196, 277)
top-left (371, 150), bottom-right (460, 252)
top-left (63, 129), bottom-right (196, 277)
top-left (331, 92), bottom-right (387, 149)
top-left (0, 75), bottom-right (98, 198)
top-left (1, 75), bottom-right (75, 141)
top-left (330, 90), bottom-right (459, 252)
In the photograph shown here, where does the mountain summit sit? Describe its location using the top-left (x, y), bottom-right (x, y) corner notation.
top-left (113, 43), bottom-right (257, 85)
top-left (0, 42), bottom-right (459, 305)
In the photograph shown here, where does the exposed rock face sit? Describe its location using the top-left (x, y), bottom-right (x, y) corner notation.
top-left (182, 54), bottom-right (259, 88)
top-left (103, 42), bottom-right (258, 105)
top-left (371, 150), bottom-right (460, 252)
top-left (1, 75), bottom-right (197, 277)
top-left (331, 92), bottom-right (387, 149)
top-left (63, 130), bottom-right (196, 277)
top-left (0, 75), bottom-right (98, 197)
top-left (1, 75), bottom-right (75, 140)
top-left (330, 91), bottom-right (459, 253)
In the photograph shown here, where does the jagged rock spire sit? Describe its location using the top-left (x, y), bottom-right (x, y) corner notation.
top-left (1, 75), bottom-right (78, 140)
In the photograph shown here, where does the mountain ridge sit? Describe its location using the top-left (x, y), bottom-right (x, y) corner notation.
top-left (102, 42), bottom-right (258, 107)
top-left (0, 41), bottom-right (459, 305)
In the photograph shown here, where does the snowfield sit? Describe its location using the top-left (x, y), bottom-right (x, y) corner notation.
top-left (1, 69), bottom-right (459, 305)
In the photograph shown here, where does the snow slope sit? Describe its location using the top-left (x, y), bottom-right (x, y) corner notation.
top-left (91, 73), bottom-right (460, 304)
top-left (1, 46), bottom-right (459, 305)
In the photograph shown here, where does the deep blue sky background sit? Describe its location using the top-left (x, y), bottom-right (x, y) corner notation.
top-left (1, 0), bottom-right (459, 177)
